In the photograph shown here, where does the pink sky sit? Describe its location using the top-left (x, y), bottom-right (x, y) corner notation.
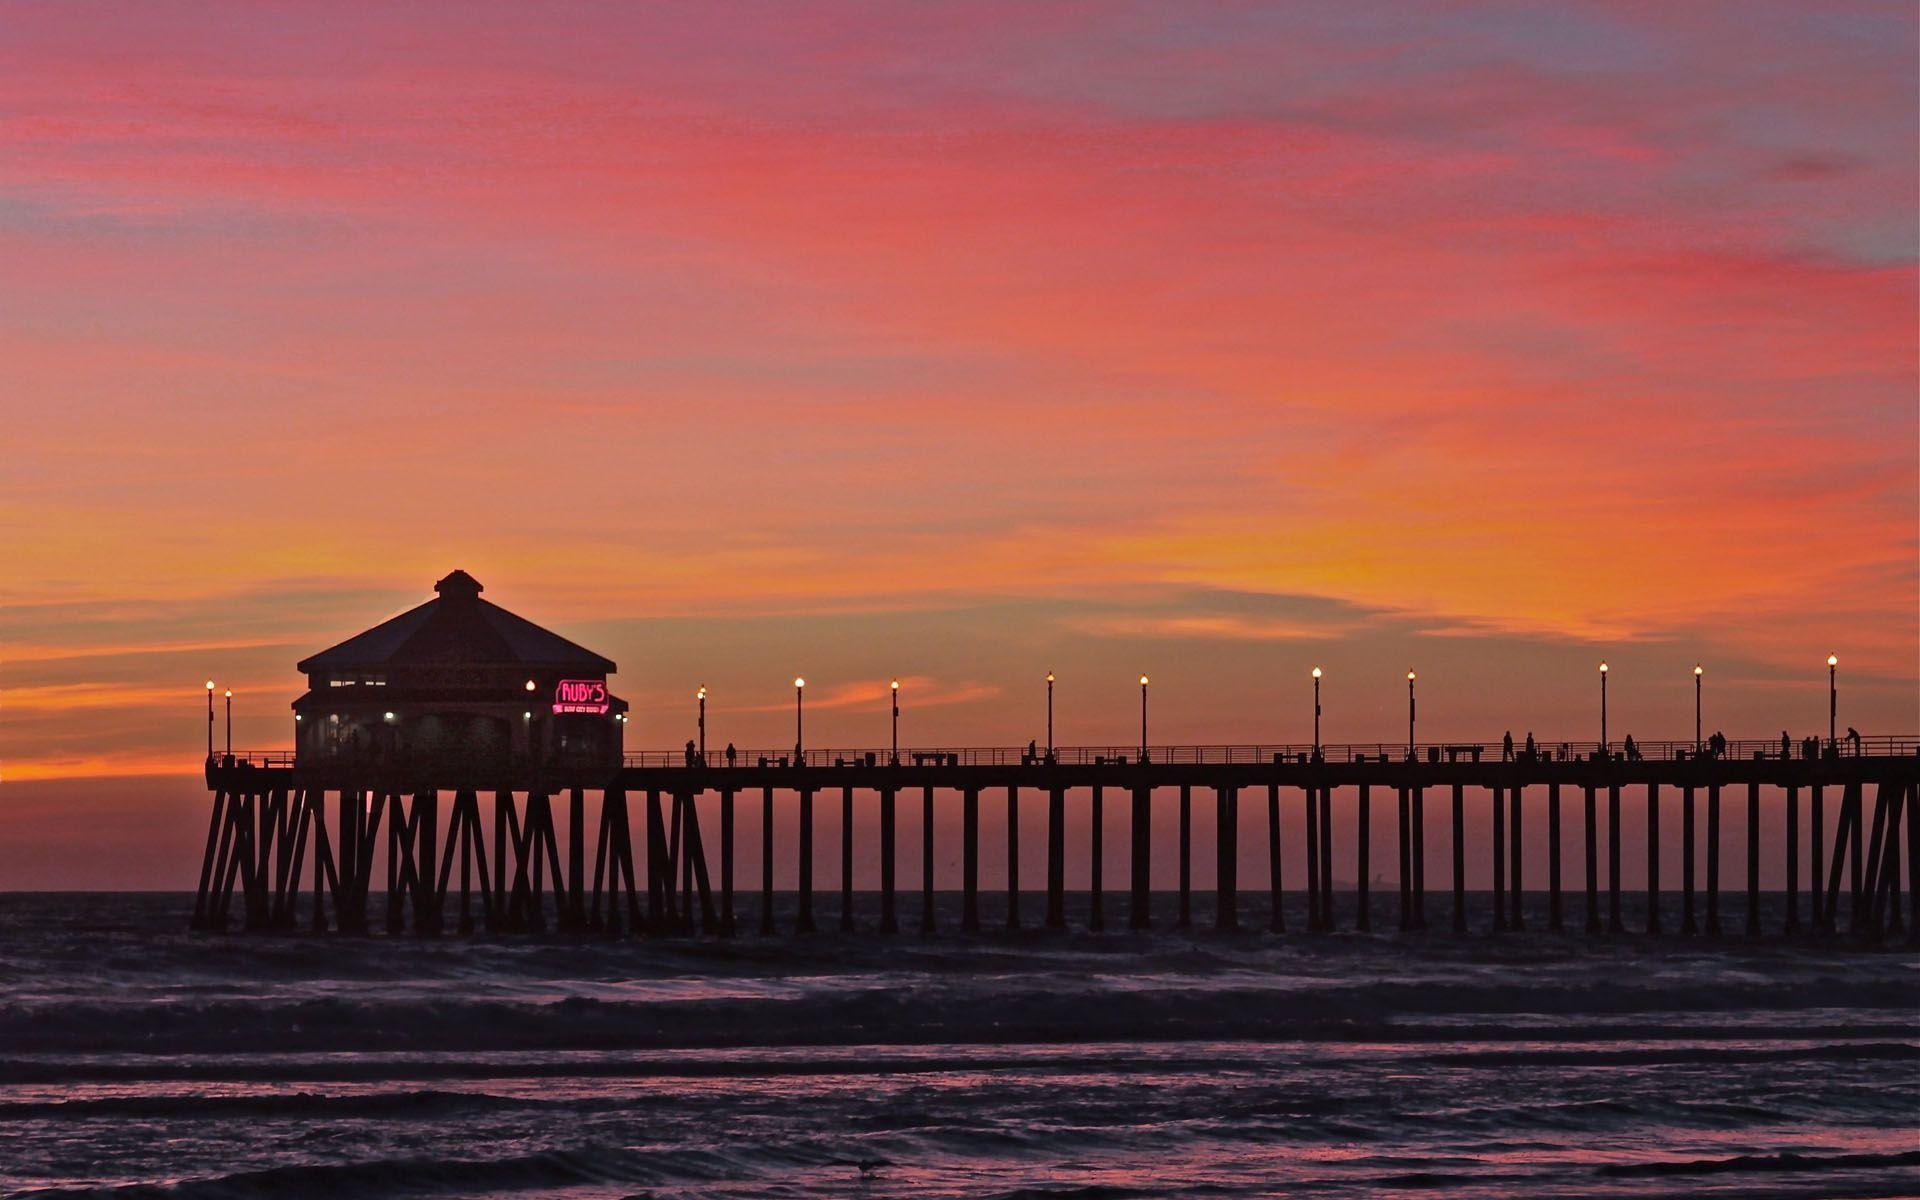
top-left (0, 4), bottom-right (1915, 884)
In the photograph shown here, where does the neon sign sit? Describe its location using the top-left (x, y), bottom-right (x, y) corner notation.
top-left (552, 679), bottom-right (609, 715)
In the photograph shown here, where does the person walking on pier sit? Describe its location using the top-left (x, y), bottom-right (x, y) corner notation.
top-left (1502, 731), bottom-right (1514, 762)
top-left (1781, 731), bottom-right (1791, 760)
top-left (1623, 734), bottom-right (1640, 761)
top-left (1524, 731), bottom-right (1537, 760)
top-left (685, 739), bottom-right (697, 767)
top-left (726, 742), bottom-right (737, 767)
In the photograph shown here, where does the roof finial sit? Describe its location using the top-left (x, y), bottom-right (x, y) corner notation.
top-left (434, 570), bottom-right (483, 600)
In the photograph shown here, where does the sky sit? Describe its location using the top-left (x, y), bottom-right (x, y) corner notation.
top-left (1, 3), bottom-right (1915, 885)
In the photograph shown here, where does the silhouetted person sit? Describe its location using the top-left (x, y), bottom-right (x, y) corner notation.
top-left (1847, 727), bottom-right (1861, 755)
top-left (1624, 734), bottom-right (1639, 761)
top-left (684, 739), bottom-right (696, 767)
top-left (1781, 731), bottom-right (1791, 760)
top-left (725, 742), bottom-right (737, 767)
top-left (1524, 731), bottom-right (1536, 760)
top-left (1502, 731), bottom-right (1514, 761)
top-left (1027, 739), bottom-right (1038, 764)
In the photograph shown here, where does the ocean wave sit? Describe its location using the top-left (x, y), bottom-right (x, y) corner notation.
top-left (2, 971), bottom-right (1915, 1062)
top-left (0, 1089), bottom-right (555, 1121)
top-left (1596, 1148), bottom-right (1920, 1177)
top-left (9, 1145), bottom-right (742, 1199)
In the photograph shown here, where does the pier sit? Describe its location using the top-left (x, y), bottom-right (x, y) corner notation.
top-left (196, 738), bottom-right (1919, 944)
top-left (188, 573), bottom-right (1920, 945)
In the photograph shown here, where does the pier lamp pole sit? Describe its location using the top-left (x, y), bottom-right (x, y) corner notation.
top-left (891, 678), bottom-right (900, 763)
top-left (223, 689), bottom-right (233, 758)
top-left (1406, 671), bottom-right (1416, 759)
top-left (1311, 667), bottom-right (1323, 755)
top-left (1046, 672), bottom-right (1055, 758)
top-left (205, 680), bottom-right (215, 760)
top-left (1139, 675), bottom-right (1149, 761)
top-left (697, 686), bottom-right (707, 762)
top-left (1693, 665), bottom-right (1703, 751)
top-left (1598, 663), bottom-right (1609, 756)
top-left (794, 678), bottom-right (805, 760)
top-left (1827, 654), bottom-right (1837, 752)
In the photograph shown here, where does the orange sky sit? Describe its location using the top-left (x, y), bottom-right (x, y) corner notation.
top-left (2, 4), bottom-right (1916, 812)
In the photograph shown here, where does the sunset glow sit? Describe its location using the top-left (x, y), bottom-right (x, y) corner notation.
top-left (2, 3), bottom-right (1914, 813)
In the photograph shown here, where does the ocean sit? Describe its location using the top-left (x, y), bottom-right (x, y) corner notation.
top-left (1, 892), bottom-right (1915, 1199)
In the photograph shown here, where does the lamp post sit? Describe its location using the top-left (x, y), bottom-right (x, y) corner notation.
top-left (205, 680), bottom-right (215, 760)
top-left (1598, 662), bottom-right (1609, 756)
top-left (1827, 654), bottom-right (1838, 752)
top-left (890, 678), bottom-right (900, 763)
top-left (697, 685), bottom-right (707, 763)
top-left (1406, 670), bottom-right (1416, 759)
top-left (1139, 675), bottom-right (1149, 760)
top-left (223, 688), bottom-right (233, 759)
top-left (1693, 664), bottom-right (1703, 751)
top-left (1311, 667), bottom-right (1323, 755)
top-left (1046, 672), bottom-right (1055, 758)
top-left (794, 678), bottom-right (805, 760)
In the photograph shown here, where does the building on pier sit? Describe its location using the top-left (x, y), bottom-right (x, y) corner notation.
top-left (291, 570), bottom-right (626, 780)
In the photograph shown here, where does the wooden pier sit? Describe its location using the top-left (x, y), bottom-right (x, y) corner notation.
top-left (194, 738), bottom-right (1920, 945)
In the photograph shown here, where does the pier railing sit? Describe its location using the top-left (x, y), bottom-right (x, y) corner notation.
top-left (209, 736), bottom-right (1919, 774)
top-left (622, 735), bottom-right (1920, 770)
